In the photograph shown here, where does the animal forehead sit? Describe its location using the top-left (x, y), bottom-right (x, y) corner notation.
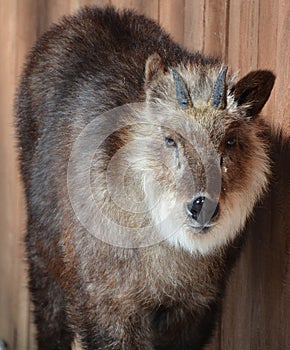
top-left (185, 106), bottom-right (230, 130)
top-left (166, 108), bottom-right (242, 144)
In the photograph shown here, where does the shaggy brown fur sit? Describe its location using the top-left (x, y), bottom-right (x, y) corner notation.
top-left (16, 6), bottom-right (275, 350)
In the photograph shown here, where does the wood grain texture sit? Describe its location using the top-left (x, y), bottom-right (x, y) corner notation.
top-left (184, 0), bottom-right (205, 52)
top-left (158, 0), bottom-right (185, 45)
top-left (219, 140), bottom-right (290, 350)
top-left (227, 0), bottom-right (259, 73)
top-left (0, 0), bottom-right (288, 349)
top-left (274, 0), bottom-right (290, 135)
top-left (0, 0), bottom-right (31, 349)
top-left (203, 0), bottom-right (228, 60)
top-left (79, 0), bottom-right (110, 7)
top-left (37, 0), bottom-right (79, 35)
top-left (110, 0), bottom-right (159, 20)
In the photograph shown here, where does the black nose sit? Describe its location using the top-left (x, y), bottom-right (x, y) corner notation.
top-left (187, 196), bottom-right (219, 226)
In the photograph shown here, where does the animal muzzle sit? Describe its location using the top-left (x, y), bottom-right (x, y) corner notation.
top-left (186, 196), bottom-right (220, 230)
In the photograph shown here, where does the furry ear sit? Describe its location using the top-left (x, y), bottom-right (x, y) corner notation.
top-left (145, 53), bottom-right (165, 84)
top-left (232, 70), bottom-right (275, 117)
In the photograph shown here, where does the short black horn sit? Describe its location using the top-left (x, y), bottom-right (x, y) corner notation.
top-left (172, 69), bottom-right (192, 109)
top-left (212, 66), bottom-right (228, 109)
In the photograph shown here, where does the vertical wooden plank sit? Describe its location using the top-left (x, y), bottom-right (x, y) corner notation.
top-left (12, 0), bottom-right (41, 348)
top-left (158, 0), bottom-right (185, 44)
top-left (226, 0), bottom-right (241, 71)
top-left (257, 0), bottom-right (278, 69)
top-left (274, 0), bottom-right (290, 135)
top-left (275, 0), bottom-right (290, 135)
top-left (79, 0), bottom-right (111, 7)
top-left (0, 0), bottom-right (37, 348)
top-left (203, 0), bottom-right (229, 60)
top-left (256, 0), bottom-right (278, 126)
top-left (184, 0), bottom-right (205, 52)
top-left (0, 0), bottom-right (18, 347)
top-left (227, 0), bottom-right (259, 73)
top-left (110, 0), bottom-right (159, 21)
top-left (260, 0), bottom-right (289, 134)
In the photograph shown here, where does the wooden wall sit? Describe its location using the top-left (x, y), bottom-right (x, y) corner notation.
top-left (0, 0), bottom-right (288, 349)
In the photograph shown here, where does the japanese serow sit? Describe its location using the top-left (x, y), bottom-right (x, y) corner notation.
top-left (16, 6), bottom-right (275, 350)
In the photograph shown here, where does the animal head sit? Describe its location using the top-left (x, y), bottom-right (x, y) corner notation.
top-left (127, 53), bottom-right (275, 254)
top-left (68, 53), bottom-right (274, 254)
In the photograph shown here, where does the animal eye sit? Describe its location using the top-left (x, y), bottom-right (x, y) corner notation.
top-left (225, 136), bottom-right (237, 147)
top-left (165, 136), bottom-right (177, 148)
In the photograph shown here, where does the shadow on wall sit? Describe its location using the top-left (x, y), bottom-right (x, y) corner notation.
top-left (206, 128), bottom-right (289, 350)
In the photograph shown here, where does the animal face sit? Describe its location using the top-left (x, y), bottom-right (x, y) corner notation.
top-left (125, 54), bottom-right (274, 254)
